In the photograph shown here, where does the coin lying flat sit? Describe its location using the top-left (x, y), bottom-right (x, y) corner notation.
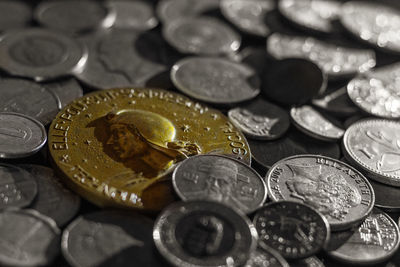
top-left (153, 200), bottom-right (258, 267)
top-left (0, 113), bottom-right (47, 159)
top-left (43, 78), bottom-right (84, 109)
top-left (328, 209), bottom-right (400, 265)
top-left (156, 0), bottom-right (220, 23)
top-left (244, 246), bottom-right (289, 267)
top-left (343, 119), bottom-right (400, 187)
top-left (171, 57), bottom-right (260, 104)
top-left (0, 0), bottom-right (32, 31)
top-left (254, 201), bottom-right (330, 260)
top-left (266, 155), bottom-right (375, 231)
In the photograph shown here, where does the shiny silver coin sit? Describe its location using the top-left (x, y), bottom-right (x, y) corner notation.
top-left (220, 0), bottom-right (274, 37)
top-left (43, 78), bottom-right (83, 109)
top-left (20, 165), bottom-right (80, 227)
top-left (267, 33), bottom-right (376, 79)
top-left (171, 57), bottom-right (259, 104)
top-left (0, 28), bottom-right (87, 82)
top-left (347, 63), bottom-right (400, 119)
top-left (343, 119), bottom-right (400, 187)
top-left (172, 154), bottom-right (267, 214)
top-left (254, 201), bottom-right (330, 260)
top-left (266, 155), bottom-right (375, 231)
top-left (328, 208), bottom-right (400, 265)
top-left (163, 17), bottom-right (241, 56)
top-left (312, 87), bottom-right (359, 117)
top-left (0, 0), bottom-right (32, 31)
top-left (153, 200), bottom-right (258, 267)
top-left (290, 105), bottom-right (344, 142)
top-left (156, 0), bottom-right (220, 23)
top-left (278, 0), bottom-right (340, 33)
top-left (0, 209), bottom-right (60, 267)
top-left (228, 98), bottom-right (290, 140)
top-left (291, 256), bottom-right (325, 267)
top-left (244, 246), bottom-right (289, 267)
top-left (340, 1), bottom-right (400, 54)
top-left (0, 113), bottom-right (47, 158)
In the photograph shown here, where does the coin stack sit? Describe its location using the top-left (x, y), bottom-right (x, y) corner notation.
top-left (1, 0), bottom-right (400, 266)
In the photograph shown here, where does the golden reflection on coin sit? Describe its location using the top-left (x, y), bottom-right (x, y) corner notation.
top-left (48, 88), bottom-right (251, 211)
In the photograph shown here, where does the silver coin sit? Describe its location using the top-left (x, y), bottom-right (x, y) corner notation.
top-left (220, 0), bottom-right (274, 37)
top-left (343, 119), bottom-right (400, 187)
top-left (328, 208), bottom-right (400, 265)
top-left (347, 63), bottom-right (400, 119)
top-left (278, 0), bottom-right (340, 33)
top-left (156, 0), bottom-right (220, 23)
top-left (0, 28), bottom-right (87, 81)
top-left (153, 200), bottom-right (258, 267)
top-left (290, 105), bottom-right (344, 142)
top-left (0, 113), bottom-right (47, 159)
top-left (368, 178), bottom-right (400, 212)
top-left (291, 256), bottom-right (325, 267)
top-left (267, 33), bottom-right (376, 79)
top-left (244, 246), bottom-right (289, 267)
top-left (163, 17), bottom-right (241, 56)
top-left (172, 154), bottom-right (267, 214)
top-left (266, 155), bottom-right (375, 231)
top-left (312, 86), bottom-right (359, 117)
top-left (0, 0), bottom-right (32, 31)
top-left (43, 78), bottom-right (84, 109)
top-left (0, 209), bottom-right (60, 267)
top-left (171, 57), bottom-right (259, 104)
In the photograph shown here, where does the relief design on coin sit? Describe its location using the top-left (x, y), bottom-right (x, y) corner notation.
top-left (267, 155), bottom-right (374, 231)
top-left (244, 246), bottom-right (289, 267)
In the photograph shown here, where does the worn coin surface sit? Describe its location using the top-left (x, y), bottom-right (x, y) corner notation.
top-left (153, 200), bottom-right (258, 267)
top-left (244, 246), bottom-right (289, 267)
top-left (254, 201), bottom-right (330, 260)
top-left (171, 57), bottom-right (259, 104)
top-left (343, 119), bottom-right (400, 187)
top-left (0, 0), bottom-right (32, 31)
top-left (266, 155), bottom-right (375, 231)
top-left (156, 0), bottom-right (220, 23)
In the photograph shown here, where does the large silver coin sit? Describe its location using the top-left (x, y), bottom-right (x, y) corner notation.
top-left (266, 155), bottom-right (375, 231)
top-left (171, 57), bottom-right (259, 104)
top-left (244, 246), bottom-right (289, 267)
top-left (0, 28), bottom-right (87, 81)
top-left (267, 33), bottom-right (376, 79)
top-left (156, 0), bottom-right (220, 23)
top-left (153, 201), bottom-right (258, 267)
top-left (328, 208), bottom-right (400, 265)
top-left (0, 113), bottom-right (47, 158)
top-left (172, 154), bottom-right (267, 214)
top-left (163, 17), bottom-right (241, 56)
top-left (43, 78), bottom-right (83, 109)
top-left (0, 209), bottom-right (60, 267)
top-left (343, 119), bottom-right (400, 187)
top-left (0, 0), bottom-right (32, 31)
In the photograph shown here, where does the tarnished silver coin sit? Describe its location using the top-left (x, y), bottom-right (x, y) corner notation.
top-left (312, 87), bottom-right (359, 117)
top-left (343, 119), bottom-right (400, 187)
top-left (0, 113), bottom-right (47, 159)
top-left (172, 154), bottom-right (267, 214)
top-left (43, 78), bottom-right (83, 109)
top-left (266, 155), bottom-right (375, 231)
top-left (171, 57), bottom-right (259, 104)
top-left (290, 105), bottom-right (344, 142)
top-left (220, 0), bottom-right (274, 37)
top-left (0, 209), bottom-right (60, 267)
top-left (254, 201), bottom-right (330, 260)
top-left (156, 0), bottom-right (220, 23)
top-left (267, 33), bottom-right (376, 79)
top-left (244, 246), bottom-right (289, 267)
top-left (0, 28), bottom-right (87, 81)
top-left (153, 200), bottom-right (258, 267)
top-left (228, 98), bottom-right (290, 140)
top-left (328, 208), bottom-right (400, 265)
top-left (163, 17), bottom-right (241, 56)
top-left (0, 0), bottom-right (32, 31)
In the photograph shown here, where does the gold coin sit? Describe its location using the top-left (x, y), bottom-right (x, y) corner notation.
top-left (48, 88), bottom-right (251, 211)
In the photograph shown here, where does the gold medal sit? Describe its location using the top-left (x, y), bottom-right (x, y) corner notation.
top-left (48, 88), bottom-right (251, 211)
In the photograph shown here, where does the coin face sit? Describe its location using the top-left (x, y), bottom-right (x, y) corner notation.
top-left (343, 119), bottom-right (400, 187)
top-left (172, 154), bottom-right (267, 214)
top-left (156, 0), bottom-right (219, 23)
top-left (153, 201), bottom-right (258, 267)
top-left (253, 201), bottom-right (330, 259)
top-left (291, 256), bottom-right (325, 267)
top-left (49, 88), bottom-right (251, 210)
top-left (244, 246), bottom-right (289, 267)
top-left (0, 1), bottom-right (32, 31)
top-left (266, 155), bottom-right (375, 231)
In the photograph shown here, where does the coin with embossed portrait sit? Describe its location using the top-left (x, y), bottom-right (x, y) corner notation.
top-left (156, 0), bottom-right (220, 23)
top-left (244, 245), bottom-right (289, 267)
top-left (254, 201), bottom-right (330, 260)
top-left (153, 200), bottom-right (258, 267)
top-left (0, 0), bottom-right (32, 31)
top-left (266, 155), bottom-right (375, 231)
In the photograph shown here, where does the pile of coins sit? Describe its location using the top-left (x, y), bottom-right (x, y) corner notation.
top-left (1, 0), bottom-right (400, 266)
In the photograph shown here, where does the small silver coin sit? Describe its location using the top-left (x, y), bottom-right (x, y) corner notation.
top-left (220, 0), bottom-right (274, 37)
top-left (156, 0), bottom-right (220, 23)
top-left (343, 119), bottom-right (400, 187)
top-left (267, 33), bottom-right (376, 79)
top-left (0, 0), bottom-right (32, 31)
top-left (163, 17), bottom-right (241, 56)
top-left (328, 208), bottom-right (400, 265)
top-left (244, 246), bottom-right (289, 267)
top-left (153, 200), bottom-right (258, 267)
top-left (290, 105), bottom-right (344, 142)
top-left (312, 86), bottom-right (359, 117)
top-left (266, 155), bottom-right (375, 231)
top-left (43, 78), bottom-right (84, 109)
top-left (0, 113), bottom-right (47, 159)
top-left (254, 201), bottom-right (330, 260)
top-left (171, 56), bottom-right (259, 104)
top-left (172, 154), bottom-right (267, 214)
top-left (0, 28), bottom-right (87, 81)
